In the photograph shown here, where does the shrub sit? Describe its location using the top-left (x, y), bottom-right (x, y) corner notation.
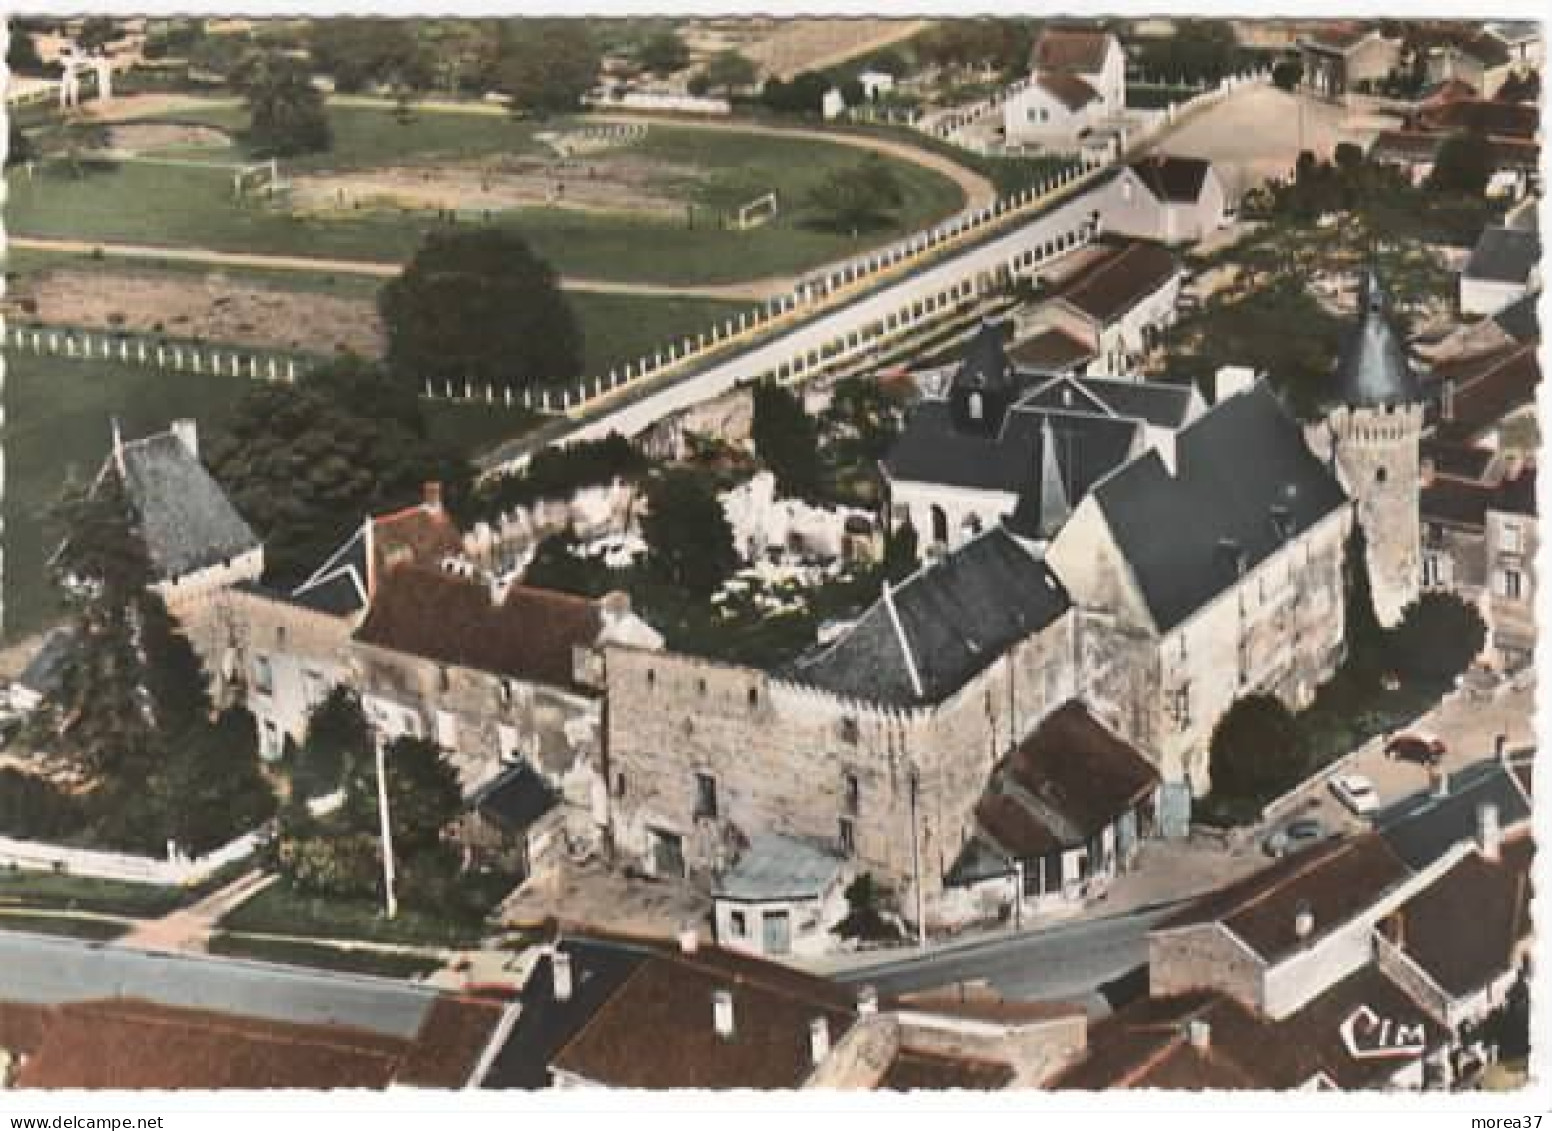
top-left (1208, 694), bottom-right (1303, 801)
top-left (1386, 592), bottom-right (1487, 683)
top-left (0, 769), bottom-right (85, 840)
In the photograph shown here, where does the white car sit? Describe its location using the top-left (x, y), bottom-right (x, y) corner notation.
top-left (1329, 774), bottom-right (1380, 816)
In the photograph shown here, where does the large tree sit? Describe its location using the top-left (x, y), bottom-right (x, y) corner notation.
top-left (292, 686), bottom-right (374, 800)
top-left (1427, 130), bottom-right (1494, 198)
top-left (1208, 694), bottom-right (1303, 801)
top-left (342, 735), bottom-right (463, 858)
top-left (638, 29), bottom-right (689, 77)
top-left (494, 19), bottom-right (600, 116)
top-left (751, 381), bottom-right (822, 500)
top-left (806, 154), bottom-right (905, 234)
top-left (206, 355), bottom-right (473, 586)
top-left (1385, 592), bottom-right (1487, 683)
top-left (235, 51), bottom-right (332, 158)
top-left (379, 229), bottom-right (583, 395)
top-left (641, 470), bottom-right (738, 598)
top-left (310, 18), bottom-right (430, 93)
top-left (698, 49), bottom-right (757, 97)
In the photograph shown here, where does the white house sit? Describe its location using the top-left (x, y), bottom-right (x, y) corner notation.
top-left (711, 833), bottom-right (852, 959)
top-left (1004, 27), bottom-right (1125, 150)
top-left (1105, 156), bottom-right (1231, 245)
top-left (1459, 224), bottom-right (1541, 317)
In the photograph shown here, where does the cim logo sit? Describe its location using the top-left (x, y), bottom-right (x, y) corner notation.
top-left (1339, 1005), bottom-right (1428, 1060)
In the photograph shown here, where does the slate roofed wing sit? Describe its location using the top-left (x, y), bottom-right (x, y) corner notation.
top-left (113, 432), bottom-right (260, 582)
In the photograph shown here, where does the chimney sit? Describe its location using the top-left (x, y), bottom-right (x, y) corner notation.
top-left (1387, 910), bottom-right (1406, 950)
top-left (1496, 733), bottom-right (1510, 764)
top-left (171, 418), bottom-right (199, 460)
top-left (856, 985), bottom-right (879, 1017)
top-left (712, 989), bottom-right (735, 1040)
top-left (1431, 767), bottom-right (1450, 799)
top-left (1477, 802), bottom-right (1501, 862)
top-left (1294, 901), bottom-right (1314, 942)
top-left (1420, 457), bottom-right (1435, 488)
top-left (422, 480), bottom-right (443, 513)
top-left (1187, 1018), bottom-right (1211, 1050)
top-left (808, 1017), bottom-right (831, 1066)
top-left (678, 925), bottom-right (700, 955)
top-left (1442, 379), bottom-right (1457, 422)
top-left (1214, 365), bottom-right (1256, 403)
top-left (1502, 450), bottom-right (1526, 484)
top-left (552, 949), bottom-right (574, 1003)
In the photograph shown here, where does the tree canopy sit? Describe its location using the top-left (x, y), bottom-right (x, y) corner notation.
top-left (699, 49), bottom-right (757, 96)
top-left (760, 71), bottom-right (830, 116)
top-left (309, 19), bottom-right (431, 93)
top-left (1427, 131), bottom-right (1494, 198)
top-left (1386, 592), bottom-right (1486, 683)
top-left (292, 686), bottom-right (373, 800)
top-left (206, 355), bottom-right (473, 586)
top-left (805, 154), bottom-right (905, 234)
top-left (751, 381), bottom-right (822, 500)
top-left (342, 735), bottom-right (464, 858)
top-left (642, 470), bottom-right (737, 598)
top-left (235, 51), bottom-right (333, 158)
top-left (1209, 694), bottom-right (1303, 801)
top-left (638, 29), bottom-right (689, 76)
top-left (379, 228), bottom-right (583, 395)
top-left (495, 19), bottom-right (601, 116)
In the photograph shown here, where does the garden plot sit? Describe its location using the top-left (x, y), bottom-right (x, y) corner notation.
top-left (106, 121), bottom-right (234, 154)
top-left (9, 267), bottom-right (383, 357)
top-left (287, 151), bottom-right (699, 218)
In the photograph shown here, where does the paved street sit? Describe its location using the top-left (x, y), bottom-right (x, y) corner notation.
top-left (0, 931), bottom-right (438, 1038)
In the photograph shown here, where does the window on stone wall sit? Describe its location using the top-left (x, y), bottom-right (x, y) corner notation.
top-left (695, 772), bottom-right (718, 820)
top-left (839, 716), bottom-right (859, 744)
top-left (252, 655), bottom-right (273, 697)
top-left (697, 678), bottom-right (708, 696)
top-left (839, 817), bottom-right (856, 856)
top-left (843, 771), bottom-right (860, 815)
top-left (646, 669), bottom-right (656, 688)
top-left (1502, 569), bottom-right (1524, 601)
top-left (748, 687), bottom-right (760, 710)
top-left (499, 680), bottom-right (514, 708)
top-left (615, 772), bottom-right (627, 799)
top-left (1502, 524), bottom-right (1523, 554)
top-left (275, 625), bottom-right (287, 647)
top-left (438, 666), bottom-right (452, 694)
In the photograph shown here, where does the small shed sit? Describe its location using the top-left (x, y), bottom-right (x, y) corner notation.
top-left (712, 833), bottom-right (850, 959)
top-left (457, 762), bottom-right (564, 881)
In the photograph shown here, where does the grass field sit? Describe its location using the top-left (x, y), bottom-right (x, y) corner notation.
top-left (207, 932), bottom-right (443, 978)
top-left (8, 101), bottom-right (966, 286)
top-left (219, 881), bottom-right (487, 947)
top-left (0, 869), bottom-right (187, 917)
top-left (1, 354), bottom-right (540, 641)
top-left (0, 911), bottom-right (129, 941)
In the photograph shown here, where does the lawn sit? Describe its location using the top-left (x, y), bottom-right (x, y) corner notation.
top-left (0, 910), bottom-right (129, 941)
top-left (9, 101), bottom-right (967, 286)
top-left (219, 880), bottom-right (488, 947)
top-left (207, 932), bottom-right (443, 979)
top-left (0, 868), bottom-right (187, 917)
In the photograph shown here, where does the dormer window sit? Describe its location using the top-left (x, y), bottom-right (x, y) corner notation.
top-left (968, 391), bottom-right (984, 421)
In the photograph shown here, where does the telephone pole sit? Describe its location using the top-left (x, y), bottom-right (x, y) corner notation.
top-left (375, 737), bottom-right (398, 920)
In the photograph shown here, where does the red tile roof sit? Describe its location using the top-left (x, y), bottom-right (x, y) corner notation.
top-left (1009, 327), bottom-right (1097, 371)
top-left (356, 565), bottom-right (603, 690)
top-left (880, 1047), bottom-right (1015, 1090)
top-left (1055, 241), bottom-right (1179, 326)
top-left (1160, 834), bottom-right (1412, 964)
top-left (371, 498), bottom-right (464, 580)
top-left (395, 995), bottom-right (506, 1088)
top-left (1032, 27), bottom-right (1113, 74)
top-left (1037, 71), bottom-right (1100, 112)
top-left (1431, 342), bottom-right (1540, 444)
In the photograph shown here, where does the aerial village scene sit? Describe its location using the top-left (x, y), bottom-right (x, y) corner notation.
top-left (0, 12), bottom-right (1542, 1096)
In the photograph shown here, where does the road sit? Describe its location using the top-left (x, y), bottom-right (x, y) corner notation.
top-left (831, 902), bottom-right (1178, 1007)
top-left (0, 930), bottom-right (438, 1038)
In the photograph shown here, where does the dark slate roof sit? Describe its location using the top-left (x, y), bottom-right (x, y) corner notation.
top-left (952, 321), bottom-right (1020, 396)
top-left (1054, 241), bottom-right (1180, 326)
top-left (473, 763), bottom-right (560, 834)
top-left (1464, 226), bottom-right (1541, 285)
top-left (787, 528), bottom-right (1071, 707)
top-left (1037, 71), bottom-right (1100, 112)
top-left (1421, 476), bottom-right (1496, 530)
top-left (1421, 438), bottom-right (1494, 483)
top-left (481, 941), bottom-right (649, 1089)
top-left (1023, 373), bottom-right (1198, 430)
top-left (1128, 155), bottom-right (1212, 204)
top-left (291, 525), bottom-right (369, 617)
top-left (1089, 382), bottom-right (1349, 633)
top-left (1329, 271), bottom-right (1422, 409)
top-left (1493, 289), bottom-right (1540, 343)
top-left (713, 834), bottom-right (845, 902)
top-left (111, 432), bottom-right (260, 582)
top-left (15, 628), bottom-right (74, 699)
top-left (1376, 754), bottom-right (1534, 870)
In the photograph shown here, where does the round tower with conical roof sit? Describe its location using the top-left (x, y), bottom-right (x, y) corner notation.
top-left (1305, 270), bottom-right (1423, 628)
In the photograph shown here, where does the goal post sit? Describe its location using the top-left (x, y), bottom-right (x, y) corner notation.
top-left (232, 158), bottom-right (283, 200)
top-left (735, 191), bottom-right (779, 231)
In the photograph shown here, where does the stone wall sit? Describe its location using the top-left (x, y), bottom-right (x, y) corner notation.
top-left (1148, 923), bottom-right (1266, 1013)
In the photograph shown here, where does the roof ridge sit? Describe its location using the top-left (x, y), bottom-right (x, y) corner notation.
top-left (881, 580), bottom-right (925, 700)
top-left (1217, 838), bottom-right (1362, 923)
top-left (62, 997), bottom-right (405, 1057)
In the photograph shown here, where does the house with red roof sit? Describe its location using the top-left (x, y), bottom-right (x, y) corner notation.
top-left (1003, 26), bottom-right (1126, 151)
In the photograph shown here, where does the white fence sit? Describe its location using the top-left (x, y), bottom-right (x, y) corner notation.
top-left (0, 827), bottom-right (265, 886)
top-left (588, 90), bottom-right (732, 116)
top-left (5, 323), bottom-right (304, 383)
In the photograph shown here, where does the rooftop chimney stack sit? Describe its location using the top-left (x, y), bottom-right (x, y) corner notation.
top-left (856, 985), bottom-right (879, 1017)
top-left (1477, 802), bottom-right (1501, 862)
top-left (1214, 365), bottom-right (1257, 403)
top-left (1294, 901), bottom-right (1314, 942)
top-left (552, 949), bottom-right (574, 1003)
top-left (713, 990), bottom-right (735, 1040)
top-left (679, 926), bottom-right (700, 955)
top-left (423, 480), bottom-right (443, 513)
top-left (1187, 1019), bottom-right (1211, 1050)
top-left (809, 1017), bottom-right (831, 1066)
top-left (1431, 767), bottom-right (1450, 799)
top-left (171, 419), bottom-right (199, 460)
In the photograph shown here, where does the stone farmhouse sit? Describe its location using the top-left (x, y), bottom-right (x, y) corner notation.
top-left (1298, 25), bottom-right (1402, 101)
top-left (1061, 752), bottom-right (1533, 1089)
top-left (1003, 26), bottom-right (1126, 151)
top-left (1104, 156), bottom-right (1232, 246)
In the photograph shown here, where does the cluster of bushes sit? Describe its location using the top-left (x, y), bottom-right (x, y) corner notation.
top-left (470, 432), bottom-right (649, 521)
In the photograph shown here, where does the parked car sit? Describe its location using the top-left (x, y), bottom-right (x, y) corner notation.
top-left (1385, 733), bottom-right (1446, 766)
top-left (1330, 774), bottom-right (1381, 816)
top-left (1262, 817), bottom-right (1329, 858)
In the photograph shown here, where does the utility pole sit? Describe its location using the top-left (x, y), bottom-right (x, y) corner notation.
top-left (908, 768), bottom-right (926, 950)
top-left (375, 736), bottom-right (399, 920)
top-left (1013, 859), bottom-right (1025, 930)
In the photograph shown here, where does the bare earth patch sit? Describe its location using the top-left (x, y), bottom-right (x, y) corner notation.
top-left (8, 268), bottom-right (382, 358)
top-left (288, 152), bottom-right (696, 217)
top-left (106, 122), bottom-right (233, 154)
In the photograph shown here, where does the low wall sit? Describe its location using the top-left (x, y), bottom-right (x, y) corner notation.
top-left (0, 828), bottom-right (265, 886)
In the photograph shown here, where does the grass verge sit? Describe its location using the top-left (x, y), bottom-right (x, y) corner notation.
top-left (220, 881), bottom-right (487, 948)
top-left (207, 932), bottom-right (443, 979)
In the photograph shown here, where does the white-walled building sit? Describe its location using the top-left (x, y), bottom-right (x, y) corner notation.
top-left (1105, 156), bottom-right (1231, 245)
top-left (1004, 27), bottom-right (1126, 150)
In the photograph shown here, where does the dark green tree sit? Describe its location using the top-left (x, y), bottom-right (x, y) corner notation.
top-left (699, 48), bottom-right (757, 96)
top-left (310, 19), bottom-right (430, 93)
top-left (751, 381), bottom-right (822, 500)
top-left (523, 528), bottom-right (617, 597)
top-left (77, 17), bottom-right (121, 53)
top-left (6, 119), bottom-right (35, 169)
top-left (294, 686), bottom-right (373, 799)
top-left (380, 229), bottom-right (583, 395)
top-left (1342, 520), bottom-right (1387, 682)
top-left (342, 735), bottom-right (463, 858)
top-left (151, 707), bottom-right (277, 855)
top-left (1271, 58), bottom-right (1302, 90)
top-left (7, 30), bottom-right (45, 75)
top-left (1385, 592), bottom-right (1487, 684)
top-left (761, 70), bottom-right (829, 116)
top-left (206, 356), bottom-right (473, 585)
top-left (1209, 694), bottom-right (1303, 801)
top-left (494, 19), bottom-right (600, 116)
top-left (806, 153), bottom-right (905, 234)
top-left (642, 470), bottom-right (738, 598)
top-left (235, 51), bottom-right (333, 158)
top-left (638, 29), bottom-right (689, 76)
top-left (883, 521), bottom-right (919, 583)
top-left (1427, 131), bottom-right (1494, 198)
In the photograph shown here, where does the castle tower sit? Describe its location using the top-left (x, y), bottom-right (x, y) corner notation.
top-left (1305, 270), bottom-right (1424, 627)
